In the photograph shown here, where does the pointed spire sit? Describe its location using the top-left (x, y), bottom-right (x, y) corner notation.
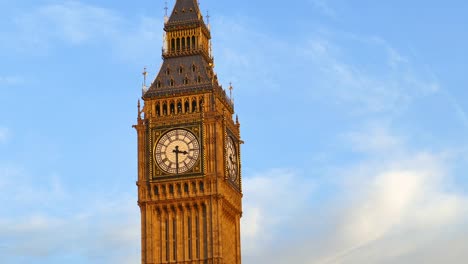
top-left (167, 0), bottom-right (204, 25)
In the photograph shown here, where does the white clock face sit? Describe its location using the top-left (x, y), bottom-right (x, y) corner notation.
top-left (226, 136), bottom-right (238, 182)
top-left (154, 129), bottom-right (200, 174)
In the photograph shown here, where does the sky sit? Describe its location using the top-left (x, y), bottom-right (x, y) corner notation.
top-left (1, 0), bottom-right (468, 263)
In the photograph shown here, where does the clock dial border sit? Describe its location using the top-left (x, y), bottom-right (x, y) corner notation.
top-left (225, 130), bottom-right (240, 187)
top-left (150, 124), bottom-right (204, 180)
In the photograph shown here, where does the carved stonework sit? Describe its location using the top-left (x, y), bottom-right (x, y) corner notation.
top-left (134, 1), bottom-right (242, 263)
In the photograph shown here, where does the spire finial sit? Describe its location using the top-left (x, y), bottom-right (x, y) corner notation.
top-left (206, 11), bottom-right (210, 25)
top-left (142, 67), bottom-right (148, 94)
top-left (229, 82), bottom-right (234, 103)
top-left (164, 1), bottom-right (169, 23)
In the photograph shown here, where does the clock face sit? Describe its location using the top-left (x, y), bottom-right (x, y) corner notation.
top-left (154, 129), bottom-right (200, 174)
top-left (226, 136), bottom-right (238, 182)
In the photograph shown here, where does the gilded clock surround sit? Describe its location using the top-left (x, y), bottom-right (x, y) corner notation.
top-left (133, 1), bottom-right (243, 263)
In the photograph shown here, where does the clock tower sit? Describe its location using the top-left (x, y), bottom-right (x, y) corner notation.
top-left (133, 1), bottom-right (242, 263)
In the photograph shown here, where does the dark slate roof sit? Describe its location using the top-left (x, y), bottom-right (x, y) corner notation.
top-left (167, 0), bottom-right (203, 24)
top-left (143, 54), bottom-right (214, 99)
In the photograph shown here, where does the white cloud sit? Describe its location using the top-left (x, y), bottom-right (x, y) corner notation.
top-left (241, 126), bottom-right (468, 264)
top-left (241, 169), bottom-right (315, 255)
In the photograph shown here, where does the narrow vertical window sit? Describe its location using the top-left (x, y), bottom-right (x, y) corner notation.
top-left (196, 215), bottom-right (200, 259)
top-left (203, 205), bottom-right (208, 259)
top-left (192, 100), bottom-right (197, 113)
top-left (165, 219), bottom-right (170, 262)
top-left (188, 216), bottom-right (192, 259)
top-left (173, 218), bottom-right (177, 261)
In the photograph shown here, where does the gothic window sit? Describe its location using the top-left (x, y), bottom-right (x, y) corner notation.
top-left (178, 66), bottom-right (183, 74)
top-left (185, 100), bottom-right (190, 113)
top-left (157, 80), bottom-right (161, 88)
top-left (182, 37), bottom-right (186, 50)
top-left (170, 102), bottom-right (175, 114)
top-left (156, 103), bottom-right (161, 116)
top-left (187, 37), bottom-right (191, 49)
top-left (169, 184), bottom-right (174, 194)
top-left (192, 182), bottom-right (197, 193)
top-left (199, 98), bottom-right (204, 112)
top-left (171, 39), bottom-right (175, 52)
top-left (192, 99), bottom-right (197, 112)
top-left (199, 181), bottom-right (204, 192)
top-left (154, 186), bottom-right (159, 196)
top-left (197, 75), bottom-right (201, 83)
top-left (166, 68), bottom-right (171, 75)
top-left (184, 77), bottom-right (189, 85)
top-left (192, 36), bottom-right (196, 49)
top-left (176, 38), bottom-right (181, 51)
top-left (192, 64), bottom-right (197, 72)
top-left (177, 101), bottom-right (182, 113)
top-left (170, 79), bottom-right (175, 87)
top-left (184, 183), bottom-right (189, 193)
top-left (163, 103), bottom-right (168, 115)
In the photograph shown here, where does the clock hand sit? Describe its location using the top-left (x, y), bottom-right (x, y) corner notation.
top-left (173, 146), bottom-right (189, 174)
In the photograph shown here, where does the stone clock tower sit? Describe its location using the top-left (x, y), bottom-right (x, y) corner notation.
top-left (133, 1), bottom-right (242, 263)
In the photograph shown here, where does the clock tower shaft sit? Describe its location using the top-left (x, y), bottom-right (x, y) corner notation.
top-left (133, 1), bottom-right (243, 263)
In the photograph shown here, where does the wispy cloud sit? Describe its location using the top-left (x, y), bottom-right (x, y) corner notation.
top-left (2, 1), bottom-right (161, 62)
top-left (242, 126), bottom-right (468, 264)
top-left (0, 165), bottom-right (139, 263)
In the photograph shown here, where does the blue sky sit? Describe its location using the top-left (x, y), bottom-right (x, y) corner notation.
top-left (1, 0), bottom-right (468, 263)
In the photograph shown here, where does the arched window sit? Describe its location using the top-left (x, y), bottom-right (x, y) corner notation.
top-left (163, 103), bottom-right (168, 115)
top-left (166, 68), bottom-right (171, 75)
top-left (170, 79), bottom-right (174, 87)
top-left (184, 183), bottom-right (189, 193)
top-left (192, 64), bottom-right (196, 72)
top-left (182, 37), bottom-right (186, 50)
top-left (199, 98), bottom-right (204, 112)
top-left (184, 77), bottom-right (189, 85)
top-left (192, 99), bottom-right (197, 113)
top-left (177, 101), bottom-right (182, 113)
top-left (157, 80), bottom-right (161, 88)
top-left (199, 181), bottom-right (204, 192)
top-left (197, 75), bottom-right (201, 83)
top-left (187, 37), bottom-right (191, 49)
top-left (176, 38), bottom-right (180, 51)
top-left (185, 100), bottom-right (190, 113)
top-left (170, 102), bottom-right (175, 114)
top-left (156, 103), bottom-right (161, 116)
top-left (171, 39), bottom-right (175, 52)
top-left (178, 66), bottom-right (183, 74)
top-left (154, 186), bottom-right (159, 196)
top-left (192, 36), bottom-right (196, 49)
